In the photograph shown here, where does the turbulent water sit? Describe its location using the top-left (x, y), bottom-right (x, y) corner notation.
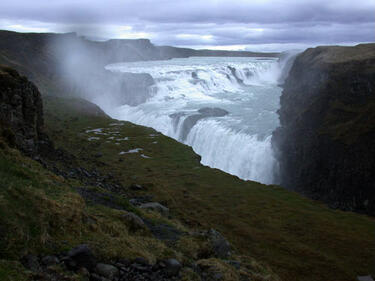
top-left (105, 56), bottom-right (284, 184)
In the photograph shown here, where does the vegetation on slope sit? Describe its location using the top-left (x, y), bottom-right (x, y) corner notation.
top-left (41, 96), bottom-right (375, 281)
top-left (0, 95), bottom-right (280, 281)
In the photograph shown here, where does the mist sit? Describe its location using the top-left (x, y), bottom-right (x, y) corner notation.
top-left (49, 33), bottom-right (158, 111)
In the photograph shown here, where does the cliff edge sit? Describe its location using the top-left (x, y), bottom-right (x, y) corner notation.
top-left (272, 44), bottom-right (375, 215)
top-left (0, 65), bottom-right (48, 155)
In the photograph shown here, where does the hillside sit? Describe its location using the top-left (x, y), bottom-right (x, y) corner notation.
top-left (0, 64), bottom-right (374, 281)
top-left (0, 65), bottom-right (282, 281)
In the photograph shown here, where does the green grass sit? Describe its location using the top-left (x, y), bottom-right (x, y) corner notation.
top-left (0, 96), bottom-right (281, 281)
top-left (41, 96), bottom-right (375, 281)
top-left (0, 260), bottom-right (28, 281)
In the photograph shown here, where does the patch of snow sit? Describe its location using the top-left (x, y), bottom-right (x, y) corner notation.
top-left (141, 154), bottom-right (151, 159)
top-left (88, 137), bottom-right (100, 141)
top-left (119, 148), bottom-right (143, 155)
top-left (86, 128), bottom-right (103, 133)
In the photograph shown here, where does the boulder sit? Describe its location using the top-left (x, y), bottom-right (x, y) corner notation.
top-left (139, 202), bottom-right (169, 216)
top-left (66, 244), bottom-right (96, 271)
top-left (207, 229), bottom-right (231, 259)
top-left (41, 255), bottom-right (59, 266)
top-left (129, 183), bottom-right (145, 191)
top-left (95, 263), bottom-right (119, 280)
top-left (163, 258), bottom-right (182, 277)
top-left (122, 212), bottom-right (147, 232)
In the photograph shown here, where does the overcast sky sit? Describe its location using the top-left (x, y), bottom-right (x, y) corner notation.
top-left (0, 0), bottom-right (374, 51)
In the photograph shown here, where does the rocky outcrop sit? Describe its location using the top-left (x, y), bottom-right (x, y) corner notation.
top-left (0, 65), bottom-right (48, 154)
top-left (170, 107), bottom-right (229, 141)
top-left (106, 72), bottom-right (156, 106)
top-left (272, 44), bottom-right (375, 215)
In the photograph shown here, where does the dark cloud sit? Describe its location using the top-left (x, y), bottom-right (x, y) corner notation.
top-left (0, 0), bottom-right (374, 51)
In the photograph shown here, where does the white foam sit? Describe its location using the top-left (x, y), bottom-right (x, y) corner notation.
top-left (186, 120), bottom-right (277, 184)
top-left (104, 57), bottom-right (282, 184)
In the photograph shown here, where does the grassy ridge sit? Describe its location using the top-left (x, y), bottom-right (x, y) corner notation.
top-left (43, 96), bottom-right (375, 281)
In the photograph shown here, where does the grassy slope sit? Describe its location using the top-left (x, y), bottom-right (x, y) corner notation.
top-left (0, 96), bottom-right (279, 281)
top-left (43, 96), bottom-right (375, 281)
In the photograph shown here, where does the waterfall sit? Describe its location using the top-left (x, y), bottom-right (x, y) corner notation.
top-left (105, 56), bottom-right (282, 184)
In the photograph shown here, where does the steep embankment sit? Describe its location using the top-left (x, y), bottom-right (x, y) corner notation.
top-left (272, 44), bottom-right (375, 215)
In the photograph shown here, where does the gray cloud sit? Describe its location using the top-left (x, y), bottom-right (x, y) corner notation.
top-left (0, 0), bottom-right (374, 51)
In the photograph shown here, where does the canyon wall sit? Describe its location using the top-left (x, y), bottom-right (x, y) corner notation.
top-left (272, 44), bottom-right (375, 215)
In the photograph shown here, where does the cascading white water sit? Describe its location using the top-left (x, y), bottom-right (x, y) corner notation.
top-left (105, 56), bottom-right (283, 184)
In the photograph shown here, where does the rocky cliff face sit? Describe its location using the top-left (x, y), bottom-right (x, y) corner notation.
top-left (0, 65), bottom-right (48, 155)
top-left (272, 44), bottom-right (375, 215)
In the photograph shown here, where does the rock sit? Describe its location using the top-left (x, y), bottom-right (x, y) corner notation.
top-left (116, 259), bottom-right (131, 267)
top-left (129, 196), bottom-right (153, 206)
top-left (163, 259), bottom-right (182, 277)
top-left (272, 43), bottom-right (375, 215)
top-left (197, 107), bottom-right (228, 117)
top-left (227, 66), bottom-right (243, 84)
top-left (129, 184), bottom-right (145, 191)
top-left (66, 244), bottom-right (96, 271)
top-left (122, 212), bottom-right (147, 232)
top-left (21, 254), bottom-right (40, 272)
top-left (171, 107), bottom-right (229, 141)
top-left (77, 267), bottom-right (90, 277)
top-left (131, 263), bottom-right (152, 272)
top-left (197, 259), bottom-right (226, 281)
top-left (207, 229), bottom-right (231, 258)
top-left (94, 152), bottom-right (103, 158)
top-left (139, 202), bottom-right (169, 216)
top-left (95, 263), bottom-right (119, 280)
top-left (133, 257), bottom-right (149, 266)
top-left (144, 220), bottom-right (183, 241)
top-left (0, 65), bottom-right (50, 155)
top-left (41, 255), bottom-right (59, 266)
top-left (90, 273), bottom-right (110, 281)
